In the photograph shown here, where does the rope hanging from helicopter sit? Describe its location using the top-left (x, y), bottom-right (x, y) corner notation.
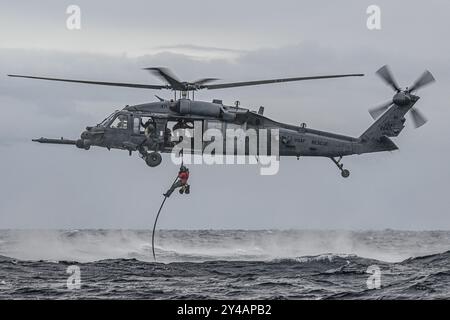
top-left (151, 151), bottom-right (189, 262)
top-left (151, 174), bottom-right (178, 262)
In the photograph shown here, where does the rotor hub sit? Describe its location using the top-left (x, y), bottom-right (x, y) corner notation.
top-left (393, 92), bottom-right (411, 106)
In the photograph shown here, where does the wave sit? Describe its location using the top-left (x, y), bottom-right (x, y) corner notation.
top-left (0, 229), bottom-right (449, 264)
top-left (2, 231), bottom-right (449, 300)
top-left (1, 249), bottom-right (449, 270)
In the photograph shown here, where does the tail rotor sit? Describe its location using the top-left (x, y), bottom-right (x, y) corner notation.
top-left (369, 65), bottom-right (435, 128)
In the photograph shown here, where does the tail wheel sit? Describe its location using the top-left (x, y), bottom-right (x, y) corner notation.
top-left (145, 152), bottom-right (162, 167)
top-left (341, 169), bottom-right (350, 178)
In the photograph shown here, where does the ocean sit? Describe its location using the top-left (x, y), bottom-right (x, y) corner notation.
top-left (0, 229), bottom-right (449, 299)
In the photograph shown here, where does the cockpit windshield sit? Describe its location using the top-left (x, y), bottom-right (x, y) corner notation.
top-left (98, 111), bottom-right (119, 127)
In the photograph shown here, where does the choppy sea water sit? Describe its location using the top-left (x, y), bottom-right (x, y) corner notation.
top-left (0, 229), bottom-right (449, 299)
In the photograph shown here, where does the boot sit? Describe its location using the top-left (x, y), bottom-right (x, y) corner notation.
top-left (164, 187), bottom-right (175, 198)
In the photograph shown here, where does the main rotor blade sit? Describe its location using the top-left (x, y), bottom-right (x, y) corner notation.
top-left (369, 100), bottom-right (393, 119)
top-left (192, 78), bottom-right (219, 85)
top-left (8, 74), bottom-right (168, 90)
top-left (376, 65), bottom-right (401, 92)
top-left (410, 108), bottom-right (427, 128)
top-left (144, 67), bottom-right (184, 90)
top-left (408, 70), bottom-right (435, 93)
top-left (202, 73), bottom-right (364, 90)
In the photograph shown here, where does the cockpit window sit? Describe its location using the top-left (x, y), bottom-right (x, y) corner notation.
top-left (99, 112), bottom-right (118, 127)
top-left (110, 115), bottom-right (128, 129)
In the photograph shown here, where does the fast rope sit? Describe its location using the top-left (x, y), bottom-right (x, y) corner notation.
top-left (151, 174), bottom-right (178, 262)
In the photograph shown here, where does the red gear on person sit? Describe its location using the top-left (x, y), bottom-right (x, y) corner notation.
top-left (178, 170), bottom-right (189, 184)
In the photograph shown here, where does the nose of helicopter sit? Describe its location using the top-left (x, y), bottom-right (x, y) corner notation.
top-left (78, 126), bottom-right (105, 149)
top-left (81, 126), bottom-right (104, 140)
top-left (78, 128), bottom-right (94, 149)
top-left (80, 131), bottom-right (90, 139)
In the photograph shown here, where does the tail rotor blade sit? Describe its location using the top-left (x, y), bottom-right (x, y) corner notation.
top-left (376, 65), bottom-right (401, 92)
top-left (410, 108), bottom-right (427, 128)
top-left (408, 70), bottom-right (435, 93)
top-left (369, 100), bottom-right (393, 119)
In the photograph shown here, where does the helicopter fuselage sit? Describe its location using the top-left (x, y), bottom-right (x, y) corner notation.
top-left (81, 99), bottom-right (361, 157)
top-left (32, 97), bottom-right (402, 177)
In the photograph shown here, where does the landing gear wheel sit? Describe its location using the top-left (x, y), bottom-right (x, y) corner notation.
top-left (330, 157), bottom-right (351, 179)
top-left (145, 152), bottom-right (162, 167)
top-left (341, 169), bottom-right (350, 178)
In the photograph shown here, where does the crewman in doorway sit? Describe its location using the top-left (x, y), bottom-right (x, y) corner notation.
top-left (141, 118), bottom-right (155, 138)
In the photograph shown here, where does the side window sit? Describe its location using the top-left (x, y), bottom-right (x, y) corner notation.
top-left (133, 117), bottom-right (140, 134)
top-left (110, 115), bottom-right (128, 129)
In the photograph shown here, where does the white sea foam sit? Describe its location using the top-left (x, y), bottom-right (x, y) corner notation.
top-left (0, 229), bottom-right (449, 263)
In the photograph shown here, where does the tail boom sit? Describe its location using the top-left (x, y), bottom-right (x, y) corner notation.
top-left (357, 100), bottom-right (419, 154)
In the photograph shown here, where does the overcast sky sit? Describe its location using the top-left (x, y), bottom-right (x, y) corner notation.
top-left (0, 0), bottom-right (449, 229)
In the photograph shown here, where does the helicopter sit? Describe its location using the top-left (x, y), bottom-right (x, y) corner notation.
top-left (8, 65), bottom-right (434, 177)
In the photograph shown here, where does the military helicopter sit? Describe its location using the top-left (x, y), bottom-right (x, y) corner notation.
top-left (8, 65), bottom-right (434, 177)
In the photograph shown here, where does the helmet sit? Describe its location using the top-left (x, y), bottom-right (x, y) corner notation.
top-left (180, 165), bottom-right (187, 172)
